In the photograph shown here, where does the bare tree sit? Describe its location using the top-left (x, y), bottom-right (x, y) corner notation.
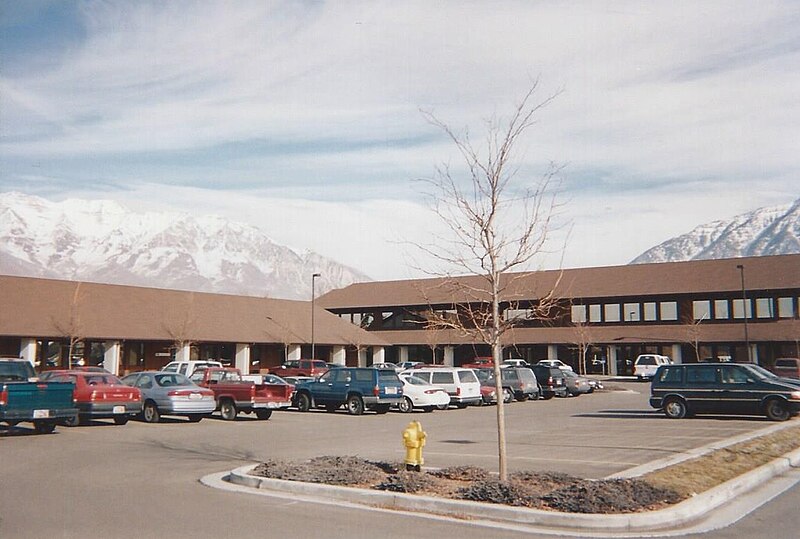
top-left (164, 292), bottom-right (197, 361)
top-left (416, 81), bottom-right (563, 480)
top-left (571, 319), bottom-right (594, 375)
top-left (681, 311), bottom-right (709, 362)
top-left (265, 315), bottom-right (303, 362)
top-left (52, 282), bottom-right (85, 369)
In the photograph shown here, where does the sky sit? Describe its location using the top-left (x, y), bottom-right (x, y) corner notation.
top-left (1, 0), bottom-right (798, 280)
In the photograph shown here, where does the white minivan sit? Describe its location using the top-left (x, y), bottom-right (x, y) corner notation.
top-left (408, 367), bottom-right (482, 408)
top-left (161, 360), bottom-right (223, 377)
top-left (633, 354), bottom-right (671, 380)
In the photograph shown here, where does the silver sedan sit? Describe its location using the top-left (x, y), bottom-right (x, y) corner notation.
top-left (120, 371), bottom-right (216, 423)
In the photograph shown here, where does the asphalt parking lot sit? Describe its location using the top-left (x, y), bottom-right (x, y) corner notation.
top-left (2, 380), bottom-right (796, 538)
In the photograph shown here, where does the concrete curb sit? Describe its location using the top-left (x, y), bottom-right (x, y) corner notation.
top-left (222, 447), bottom-right (800, 533)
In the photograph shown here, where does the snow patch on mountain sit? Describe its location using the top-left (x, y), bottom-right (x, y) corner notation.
top-left (0, 192), bottom-right (370, 299)
top-left (630, 197), bottom-right (800, 264)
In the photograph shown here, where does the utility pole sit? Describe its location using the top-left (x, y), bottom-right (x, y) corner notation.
top-left (736, 264), bottom-right (752, 362)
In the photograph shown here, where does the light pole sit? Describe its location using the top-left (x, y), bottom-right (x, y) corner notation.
top-left (311, 273), bottom-right (321, 359)
top-left (736, 264), bottom-right (752, 362)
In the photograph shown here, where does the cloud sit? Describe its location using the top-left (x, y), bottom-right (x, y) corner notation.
top-left (1, 1), bottom-right (798, 279)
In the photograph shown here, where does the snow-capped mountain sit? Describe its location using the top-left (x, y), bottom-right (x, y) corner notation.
top-left (0, 192), bottom-right (370, 299)
top-left (630, 197), bottom-right (800, 264)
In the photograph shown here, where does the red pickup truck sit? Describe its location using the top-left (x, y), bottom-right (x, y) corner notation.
top-left (190, 367), bottom-right (292, 420)
top-left (272, 359), bottom-right (330, 378)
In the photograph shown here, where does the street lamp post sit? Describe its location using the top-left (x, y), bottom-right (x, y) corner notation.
top-left (311, 273), bottom-right (321, 359)
top-left (736, 264), bottom-right (752, 362)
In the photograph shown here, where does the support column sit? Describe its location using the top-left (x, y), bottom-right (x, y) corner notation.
top-left (607, 345), bottom-right (618, 376)
top-left (671, 344), bottom-right (683, 364)
top-left (398, 346), bottom-right (409, 364)
top-left (751, 344), bottom-right (759, 365)
top-left (332, 345), bottom-right (346, 366)
top-left (372, 346), bottom-right (385, 365)
top-left (443, 346), bottom-right (454, 367)
top-left (103, 341), bottom-right (122, 375)
top-left (175, 343), bottom-right (192, 362)
top-left (358, 348), bottom-right (368, 367)
top-left (547, 344), bottom-right (558, 360)
top-left (235, 344), bottom-right (251, 375)
top-left (287, 344), bottom-right (301, 361)
top-left (20, 338), bottom-right (38, 366)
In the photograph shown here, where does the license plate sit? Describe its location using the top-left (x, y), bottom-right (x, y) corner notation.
top-left (189, 393), bottom-right (202, 400)
top-left (386, 387), bottom-right (397, 394)
top-left (113, 406), bottom-right (126, 414)
top-left (33, 409), bottom-right (50, 418)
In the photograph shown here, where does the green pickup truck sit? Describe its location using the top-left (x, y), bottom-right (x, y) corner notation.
top-left (0, 358), bottom-right (77, 434)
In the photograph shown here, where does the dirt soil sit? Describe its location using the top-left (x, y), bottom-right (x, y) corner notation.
top-left (250, 424), bottom-right (800, 514)
top-left (251, 457), bottom-right (680, 513)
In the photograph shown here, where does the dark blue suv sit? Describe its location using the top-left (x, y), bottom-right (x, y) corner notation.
top-left (293, 367), bottom-right (403, 415)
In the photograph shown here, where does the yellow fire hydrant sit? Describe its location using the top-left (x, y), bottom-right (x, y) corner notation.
top-left (402, 420), bottom-right (426, 471)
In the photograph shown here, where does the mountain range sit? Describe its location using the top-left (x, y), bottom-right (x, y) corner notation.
top-left (0, 192), bottom-right (369, 299)
top-left (630, 197), bottom-right (800, 264)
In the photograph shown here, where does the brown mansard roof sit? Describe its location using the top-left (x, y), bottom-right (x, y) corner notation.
top-left (0, 275), bottom-right (387, 346)
top-left (318, 255), bottom-right (800, 310)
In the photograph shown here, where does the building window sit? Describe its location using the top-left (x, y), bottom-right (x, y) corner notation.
top-left (589, 304), bottom-right (602, 323)
top-left (714, 299), bottom-right (729, 320)
top-left (624, 303), bottom-right (640, 322)
top-left (643, 302), bottom-right (657, 321)
top-left (604, 304), bottom-right (621, 322)
top-left (777, 297), bottom-right (794, 318)
top-left (693, 300), bottom-right (711, 321)
top-left (755, 298), bottom-right (774, 319)
top-left (732, 298), bottom-right (752, 319)
top-left (571, 305), bottom-right (587, 323)
top-left (660, 302), bottom-right (678, 321)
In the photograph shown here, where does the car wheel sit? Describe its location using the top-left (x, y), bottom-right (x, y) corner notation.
top-left (515, 393), bottom-right (528, 402)
top-left (113, 416), bottom-right (129, 425)
top-left (436, 403), bottom-right (449, 410)
top-left (142, 401), bottom-right (161, 423)
top-left (456, 403), bottom-right (469, 409)
top-left (255, 409), bottom-right (273, 420)
top-left (502, 388), bottom-right (514, 403)
top-left (765, 399), bottom-right (791, 421)
top-left (541, 393), bottom-right (554, 400)
top-left (663, 397), bottom-right (687, 419)
top-left (347, 395), bottom-right (364, 415)
top-left (187, 414), bottom-right (203, 422)
top-left (64, 414), bottom-right (80, 427)
top-left (398, 397), bottom-right (414, 413)
top-left (296, 393), bottom-right (312, 412)
top-left (423, 406), bottom-right (434, 413)
top-left (33, 420), bottom-right (56, 434)
top-left (374, 404), bottom-right (390, 414)
top-left (220, 400), bottom-right (238, 421)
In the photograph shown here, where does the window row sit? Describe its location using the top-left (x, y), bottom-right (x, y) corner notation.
top-left (692, 297), bottom-right (798, 320)
top-left (571, 301), bottom-right (679, 323)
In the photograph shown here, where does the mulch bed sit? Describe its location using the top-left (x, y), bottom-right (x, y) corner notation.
top-left (250, 456), bottom-right (681, 513)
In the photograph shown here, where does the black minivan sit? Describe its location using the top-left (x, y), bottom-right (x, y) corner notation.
top-left (650, 362), bottom-right (800, 421)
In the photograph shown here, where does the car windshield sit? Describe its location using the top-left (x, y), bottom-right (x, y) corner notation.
top-left (637, 357), bottom-right (656, 365)
top-left (263, 374), bottom-right (287, 384)
top-left (474, 369), bottom-right (492, 382)
top-left (743, 364), bottom-right (780, 380)
top-left (377, 370), bottom-right (400, 381)
top-left (563, 371), bottom-right (578, 378)
top-left (402, 376), bottom-right (429, 386)
top-left (84, 374), bottom-right (122, 385)
top-left (155, 373), bottom-right (192, 387)
top-left (458, 370), bottom-right (478, 383)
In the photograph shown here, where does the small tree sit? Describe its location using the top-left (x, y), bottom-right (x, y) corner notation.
top-left (265, 315), bottom-right (303, 362)
top-left (53, 282), bottom-right (85, 369)
top-left (164, 292), bottom-right (197, 361)
top-left (571, 319), bottom-right (594, 375)
top-left (416, 81), bottom-right (563, 480)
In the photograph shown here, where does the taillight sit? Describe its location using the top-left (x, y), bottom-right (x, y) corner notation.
top-left (456, 387), bottom-right (461, 396)
top-left (0, 388), bottom-right (7, 406)
top-left (373, 385), bottom-right (380, 396)
top-left (90, 390), bottom-right (98, 401)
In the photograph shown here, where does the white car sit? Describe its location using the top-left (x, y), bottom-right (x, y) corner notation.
top-left (536, 359), bottom-right (573, 372)
top-left (371, 362), bottom-right (402, 372)
top-left (633, 354), bottom-right (671, 380)
top-left (408, 367), bottom-right (482, 408)
top-left (397, 374), bottom-right (451, 412)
